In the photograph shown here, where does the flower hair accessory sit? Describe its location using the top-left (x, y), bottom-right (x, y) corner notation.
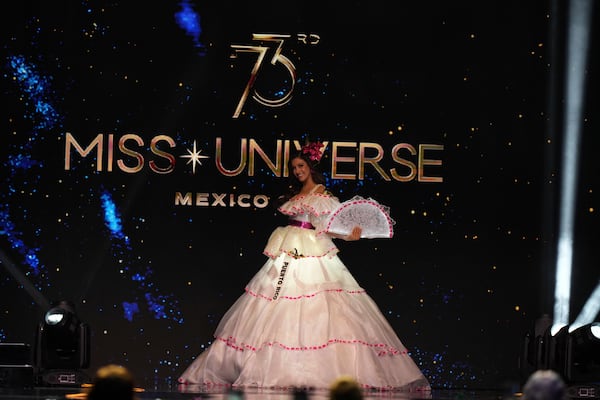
top-left (301, 141), bottom-right (324, 162)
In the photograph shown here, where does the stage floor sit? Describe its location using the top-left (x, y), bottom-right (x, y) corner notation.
top-left (0, 386), bottom-right (519, 400)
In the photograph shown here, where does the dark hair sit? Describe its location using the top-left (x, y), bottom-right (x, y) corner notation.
top-left (276, 152), bottom-right (326, 206)
top-left (329, 376), bottom-right (363, 400)
top-left (87, 364), bottom-right (135, 400)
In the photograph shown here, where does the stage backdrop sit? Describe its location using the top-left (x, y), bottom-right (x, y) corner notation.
top-left (1, 0), bottom-right (598, 390)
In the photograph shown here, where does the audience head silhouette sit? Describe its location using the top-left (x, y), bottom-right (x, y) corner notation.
top-left (522, 369), bottom-right (566, 400)
top-left (87, 364), bottom-right (135, 400)
top-left (329, 375), bottom-right (363, 400)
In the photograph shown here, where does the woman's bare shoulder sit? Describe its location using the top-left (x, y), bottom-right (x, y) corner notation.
top-left (314, 184), bottom-right (326, 194)
top-left (315, 184), bottom-right (337, 197)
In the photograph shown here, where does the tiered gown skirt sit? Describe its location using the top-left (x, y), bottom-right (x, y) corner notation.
top-left (178, 226), bottom-right (430, 391)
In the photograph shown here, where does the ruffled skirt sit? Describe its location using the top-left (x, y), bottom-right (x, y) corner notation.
top-left (178, 249), bottom-right (430, 391)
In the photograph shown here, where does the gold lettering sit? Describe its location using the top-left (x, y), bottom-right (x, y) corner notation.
top-left (64, 132), bottom-right (103, 171)
top-left (64, 134), bottom-right (443, 182)
top-left (237, 194), bottom-right (251, 207)
top-left (175, 192), bottom-right (192, 206)
top-left (254, 195), bottom-right (269, 208)
top-left (331, 142), bottom-right (356, 180)
top-left (248, 139), bottom-right (282, 177)
top-left (390, 143), bottom-right (417, 182)
top-left (212, 193), bottom-right (226, 207)
top-left (418, 144), bottom-right (443, 182)
top-left (359, 142), bottom-right (390, 181)
top-left (195, 193), bottom-right (209, 206)
top-left (215, 137), bottom-right (246, 176)
top-left (149, 135), bottom-right (176, 174)
top-left (117, 134), bottom-right (144, 173)
top-left (107, 134), bottom-right (113, 172)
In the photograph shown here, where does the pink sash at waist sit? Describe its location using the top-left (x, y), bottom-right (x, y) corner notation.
top-left (288, 219), bottom-right (315, 230)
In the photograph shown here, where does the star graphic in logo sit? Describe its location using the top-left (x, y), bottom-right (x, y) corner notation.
top-left (180, 140), bottom-right (210, 174)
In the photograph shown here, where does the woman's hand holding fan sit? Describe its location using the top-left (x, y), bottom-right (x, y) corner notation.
top-left (325, 196), bottom-right (395, 239)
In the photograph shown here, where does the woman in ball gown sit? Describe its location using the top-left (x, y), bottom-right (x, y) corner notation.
top-left (178, 142), bottom-right (430, 392)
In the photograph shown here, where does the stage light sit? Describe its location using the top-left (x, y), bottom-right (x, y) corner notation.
top-left (45, 304), bottom-right (75, 328)
top-left (34, 300), bottom-right (91, 386)
top-left (548, 325), bottom-right (570, 378)
top-left (520, 317), bottom-right (600, 390)
top-left (570, 283), bottom-right (600, 333)
top-left (565, 322), bottom-right (600, 383)
top-left (551, 0), bottom-right (594, 337)
top-left (519, 314), bottom-right (556, 382)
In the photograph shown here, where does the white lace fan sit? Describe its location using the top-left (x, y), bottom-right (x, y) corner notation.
top-left (325, 196), bottom-right (396, 239)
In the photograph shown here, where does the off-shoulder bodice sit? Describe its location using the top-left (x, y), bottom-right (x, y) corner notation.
top-left (263, 186), bottom-right (340, 259)
top-left (278, 189), bottom-right (340, 231)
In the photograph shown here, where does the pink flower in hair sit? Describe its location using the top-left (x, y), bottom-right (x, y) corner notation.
top-left (301, 141), bottom-right (324, 162)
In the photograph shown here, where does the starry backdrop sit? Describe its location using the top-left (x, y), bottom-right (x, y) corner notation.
top-left (1, 0), bottom-right (598, 391)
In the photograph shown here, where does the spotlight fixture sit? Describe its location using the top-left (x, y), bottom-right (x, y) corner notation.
top-left (34, 300), bottom-right (91, 386)
top-left (520, 316), bottom-right (600, 391)
top-left (519, 314), bottom-right (554, 381)
top-left (565, 322), bottom-right (600, 383)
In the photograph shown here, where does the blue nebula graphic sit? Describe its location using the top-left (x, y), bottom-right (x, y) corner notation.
top-left (101, 190), bottom-right (127, 242)
top-left (122, 301), bottom-right (140, 322)
top-left (0, 55), bottom-right (59, 280)
top-left (7, 55), bottom-right (61, 134)
top-left (174, 1), bottom-right (206, 54)
top-left (99, 191), bottom-right (183, 323)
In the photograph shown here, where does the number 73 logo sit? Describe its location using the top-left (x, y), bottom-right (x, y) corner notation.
top-left (230, 33), bottom-right (319, 119)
